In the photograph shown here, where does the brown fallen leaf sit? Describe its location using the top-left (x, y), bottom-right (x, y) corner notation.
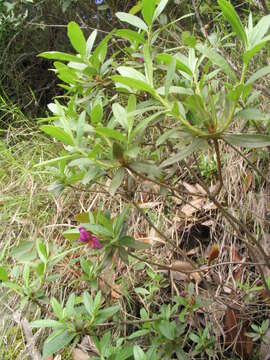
top-left (181, 198), bottom-right (205, 217)
top-left (186, 246), bottom-right (200, 256)
top-left (182, 181), bottom-right (199, 194)
top-left (72, 348), bottom-right (89, 360)
top-left (208, 243), bottom-right (219, 266)
top-left (111, 283), bottom-right (122, 299)
top-left (243, 170), bottom-right (253, 194)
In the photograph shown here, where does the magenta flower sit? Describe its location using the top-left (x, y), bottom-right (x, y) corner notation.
top-left (138, 57), bottom-right (144, 63)
top-left (79, 227), bottom-right (103, 249)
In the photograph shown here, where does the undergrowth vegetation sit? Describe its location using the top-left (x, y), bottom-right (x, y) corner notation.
top-left (1, 0), bottom-right (270, 359)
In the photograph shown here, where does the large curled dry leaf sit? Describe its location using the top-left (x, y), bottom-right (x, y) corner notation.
top-left (208, 243), bottom-right (219, 266)
top-left (171, 260), bottom-right (201, 283)
top-left (224, 307), bottom-right (253, 359)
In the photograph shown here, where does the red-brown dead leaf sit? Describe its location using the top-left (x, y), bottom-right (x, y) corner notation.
top-left (224, 245), bottom-right (243, 281)
top-left (208, 243), bottom-right (219, 266)
top-left (224, 307), bottom-right (253, 359)
top-left (111, 283), bottom-right (122, 299)
top-left (243, 170), bottom-right (253, 194)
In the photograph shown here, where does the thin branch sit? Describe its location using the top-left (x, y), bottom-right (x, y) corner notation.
top-left (192, 0), bottom-right (208, 39)
top-left (223, 138), bottom-right (270, 186)
top-left (185, 158), bottom-right (270, 298)
top-left (213, 139), bottom-right (223, 196)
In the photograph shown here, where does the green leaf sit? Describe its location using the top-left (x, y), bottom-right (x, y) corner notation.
top-left (157, 86), bottom-right (193, 96)
top-left (119, 236), bottom-right (149, 249)
top-left (109, 168), bottom-right (125, 196)
top-left (51, 298), bottom-right (64, 320)
top-left (83, 291), bottom-right (94, 316)
top-left (153, 0), bottom-right (169, 22)
top-left (160, 138), bottom-right (206, 167)
top-left (218, 0), bottom-right (247, 46)
top-left (112, 103), bottom-right (128, 130)
top-left (63, 228), bottom-right (80, 241)
top-left (182, 31), bottom-right (197, 48)
top-left (10, 241), bottom-right (36, 263)
top-left (113, 142), bottom-right (125, 161)
top-left (158, 320), bottom-right (175, 340)
top-left (86, 29), bottom-right (97, 57)
top-left (128, 329), bottom-right (150, 339)
top-left (87, 224), bottom-right (112, 237)
top-left (165, 56), bottom-right (176, 98)
top-left (236, 108), bottom-right (268, 120)
top-left (189, 332), bottom-right (200, 343)
top-left (31, 319), bottom-right (64, 328)
top-left (133, 345), bottom-right (147, 360)
top-left (67, 21), bottom-right (86, 56)
top-left (43, 329), bottom-right (75, 358)
top-left (41, 125), bottom-right (74, 146)
top-left (246, 65), bottom-right (270, 84)
top-left (118, 247), bottom-right (129, 264)
top-left (142, 0), bottom-right (155, 27)
top-left (156, 129), bottom-right (181, 147)
top-left (196, 44), bottom-right (237, 80)
top-left (115, 29), bottom-right (145, 44)
top-left (112, 75), bottom-right (156, 96)
top-left (224, 133), bottom-right (270, 148)
top-left (3, 282), bottom-right (24, 294)
top-left (113, 346), bottom-right (134, 360)
top-left (38, 51), bottom-right (85, 63)
top-left (117, 66), bottom-right (147, 82)
top-left (129, 1), bottom-right (142, 15)
top-left (0, 266), bottom-right (8, 282)
top-left (156, 53), bottom-right (192, 76)
top-left (91, 104), bottom-right (103, 124)
top-left (23, 264), bottom-right (30, 288)
top-left (34, 154), bottom-right (78, 168)
top-left (132, 110), bottom-right (165, 138)
top-left (129, 161), bottom-right (161, 177)
top-left (36, 239), bottom-right (48, 264)
top-left (249, 14), bottom-right (270, 47)
top-left (124, 145), bottom-right (140, 158)
top-left (144, 44), bottom-right (153, 86)
top-left (243, 36), bottom-right (270, 64)
top-left (116, 12), bottom-right (148, 32)
top-left (95, 127), bottom-right (126, 143)
top-left (93, 290), bottom-right (102, 313)
top-left (95, 305), bottom-right (120, 324)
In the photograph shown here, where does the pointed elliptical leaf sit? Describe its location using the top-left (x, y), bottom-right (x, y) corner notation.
top-left (142, 0), bottom-right (156, 27)
top-left (224, 133), bottom-right (270, 148)
top-left (38, 51), bottom-right (84, 63)
top-left (41, 125), bottom-right (74, 146)
top-left (196, 44), bottom-right (237, 80)
top-left (153, 0), bottom-right (169, 22)
top-left (67, 21), bottom-right (86, 56)
top-left (116, 12), bottom-right (148, 32)
top-left (218, 0), bottom-right (247, 46)
top-left (246, 65), bottom-right (270, 85)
